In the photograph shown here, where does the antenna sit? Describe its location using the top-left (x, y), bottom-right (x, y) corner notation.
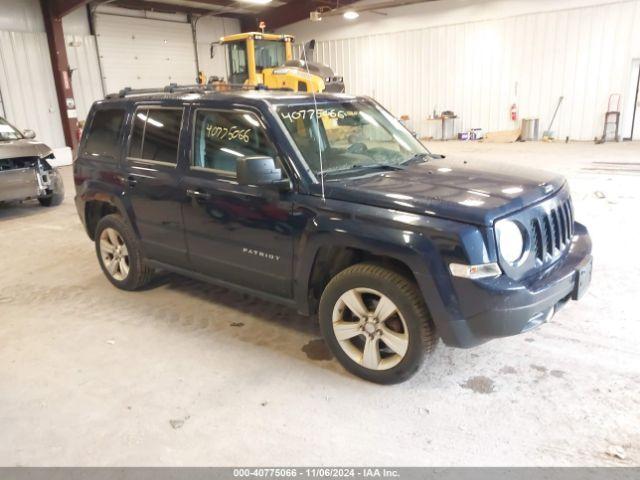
top-left (301, 44), bottom-right (326, 202)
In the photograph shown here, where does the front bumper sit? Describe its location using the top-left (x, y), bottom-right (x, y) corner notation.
top-left (437, 222), bottom-right (592, 348)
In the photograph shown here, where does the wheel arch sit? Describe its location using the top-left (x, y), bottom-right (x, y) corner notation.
top-left (302, 244), bottom-right (422, 315)
top-left (83, 195), bottom-right (130, 240)
top-left (294, 220), bottom-right (443, 316)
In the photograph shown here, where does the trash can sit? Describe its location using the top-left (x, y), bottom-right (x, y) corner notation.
top-left (521, 118), bottom-right (539, 141)
top-left (442, 116), bottom-right (457, 140)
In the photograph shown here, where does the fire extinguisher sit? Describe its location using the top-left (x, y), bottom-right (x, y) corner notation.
top-left (510, 103), bottom-right (518, 121)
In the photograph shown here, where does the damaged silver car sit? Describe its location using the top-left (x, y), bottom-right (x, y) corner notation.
top-left (0, 116), bottom-right (64, 207)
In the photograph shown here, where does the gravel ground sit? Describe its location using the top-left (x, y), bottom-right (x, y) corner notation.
top-left (0, 140), bottom-right (638, 466)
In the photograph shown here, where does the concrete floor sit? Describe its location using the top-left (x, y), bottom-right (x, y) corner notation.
top-left (0, 141), bottom-right (639, 466)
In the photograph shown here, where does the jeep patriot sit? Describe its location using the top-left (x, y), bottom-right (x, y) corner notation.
top-left (74, 87), bottom-right (593, 384)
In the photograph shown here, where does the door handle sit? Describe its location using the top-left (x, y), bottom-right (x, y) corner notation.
top-left (127, 176), bottom-right (138, 187)
top-left (186, 189), bottom-right (211, 200)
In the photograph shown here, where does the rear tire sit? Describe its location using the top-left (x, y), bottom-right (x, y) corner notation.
top-left (95, 214), bottom-right (154, 291)
top-left (319, 263), bottom-right (437, 384)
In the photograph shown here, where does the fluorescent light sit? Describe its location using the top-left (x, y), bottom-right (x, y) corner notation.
top-left (137, 113), bottom-right (163, 128)
top-left (220, 147), bottom-right (244, 157)
top-left (386, 193), bottom-right (413, 200)
top-left (502, 186), bottom-right (524, 194)
top-left (458, 199), bottom-right (485, 207)
top-left (359, 111), bottom-right (379, 127)
top-left (343, 10), bottom-right (359, 20)
top-left (243, 114), bottom-right (260, 127)
top-left (392, 133), bottom-right (410, 151)
top-left (236, 0), bottom-right (272, 4)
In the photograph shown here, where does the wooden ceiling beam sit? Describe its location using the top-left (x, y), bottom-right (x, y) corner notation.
top-left (46, 0), bottom-right (92, 18)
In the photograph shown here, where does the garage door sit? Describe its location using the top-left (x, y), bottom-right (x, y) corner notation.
top-left (95, 13), bottom-right (197, 95)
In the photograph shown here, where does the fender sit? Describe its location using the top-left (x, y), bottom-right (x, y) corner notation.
top-left (74, 161), bottom-right (138, 240)
top-left (291, 197), bottom-right (483, 335)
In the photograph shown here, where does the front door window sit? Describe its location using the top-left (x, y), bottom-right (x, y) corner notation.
top-left (192, 109), bottom-right (278, 175)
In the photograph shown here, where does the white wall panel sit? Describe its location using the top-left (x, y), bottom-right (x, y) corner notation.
top-left (196, 16), bottom-right (241, 80)
top-left (62, 7), bottom-right (91, 36)
top-left (0, 30), bottom-right (65, 148)
top-left (66, 35), bottom-right (104, 122)
top-left (95, 13), bottom-right (197, 94)
top-left (293, 0), bottom-right (640, 141)
top-left (0, 0), bottom-right (44, 33)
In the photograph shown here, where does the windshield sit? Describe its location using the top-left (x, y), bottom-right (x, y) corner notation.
top-left (255, 40), bottom-right (286, 72)
top-left (278, 101), bottom-right (428, 176)
top-left (0, 117), bottom-right (23, 141)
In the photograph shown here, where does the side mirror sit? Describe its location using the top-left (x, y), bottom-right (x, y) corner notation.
top-left (303, 39), bottom-right (316, 60)
top-left (236, 156), bottom-right (290, 190)
top-left (210, 41), bottom-right (220, 59)
top-left (22, 129), bottom-right (36, 139)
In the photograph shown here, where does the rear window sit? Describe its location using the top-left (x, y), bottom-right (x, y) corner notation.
top-left (82, 108), bottom-right (125, 158)
top-left (128, 108), bottom-right (183, 164)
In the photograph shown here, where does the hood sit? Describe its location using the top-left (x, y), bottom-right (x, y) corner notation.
top-left (322, 157), bottom-right (565, 226)
top-left (284, 59), bottom-right (335, 77)
top-left (0, 138), bottom-right (52, 160)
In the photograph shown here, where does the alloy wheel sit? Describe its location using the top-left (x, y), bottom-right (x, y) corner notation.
top-left (331, 288), bottom-right (409, 370)
top-left (99, 228), bottom-right (130, 282)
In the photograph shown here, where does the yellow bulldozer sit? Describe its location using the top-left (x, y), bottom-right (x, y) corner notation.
top-left (208, 32), bottom-right (345, 93)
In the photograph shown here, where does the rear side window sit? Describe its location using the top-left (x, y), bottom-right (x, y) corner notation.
top-left (82, 108), bottom-right (125, 158)
top-left (192, 110), bottom-right (277, 174)
top-left (128, 108), bottom-right (183, 164)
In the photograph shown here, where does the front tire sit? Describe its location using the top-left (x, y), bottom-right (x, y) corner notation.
top-left (319, 263), bottom-right (437, 384)
top-left (38, 191), bottom-right (64, 207)
top-left (95, 214), bottom-right (153, 291)
top-left (38, 173), bottom-right (65, 207)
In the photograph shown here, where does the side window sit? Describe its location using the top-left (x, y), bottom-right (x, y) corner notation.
top-left (193, 110), bottom-right (278, 175)
top-left (127, 108), bottom-right (183, 164)
top-left (82, 108), bottom-right (125, 158)
top-left (228, 42), bottom-right (248, 84)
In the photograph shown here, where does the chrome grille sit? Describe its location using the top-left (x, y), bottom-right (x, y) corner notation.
top-left (498, 187), bottom-right (575, 280)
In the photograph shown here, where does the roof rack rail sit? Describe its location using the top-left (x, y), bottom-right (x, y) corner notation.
top-left (105, 82), bottom-right (294, 99)
top-left (105, 83), bottom-right (210, 99)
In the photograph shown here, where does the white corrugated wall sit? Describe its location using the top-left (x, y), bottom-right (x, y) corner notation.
top-left (295, 0), bottom-right (640, 141)
top-left (0, 30), bottom-right (65, 148)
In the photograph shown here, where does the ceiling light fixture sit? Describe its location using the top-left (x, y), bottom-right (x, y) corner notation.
top-left (343, 10), bottom-right (359, 20)
top-left (236, 0), bottom-right (273, 4)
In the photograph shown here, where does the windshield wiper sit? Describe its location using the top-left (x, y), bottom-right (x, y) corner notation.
top-left (323, 163), bottom-right (405, 177)
top-left (350, 163), bottom-right (405, 171)
top-left (400, 153), bottom-right (432, 166)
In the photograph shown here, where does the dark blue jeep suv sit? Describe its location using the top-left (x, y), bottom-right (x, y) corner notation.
top-left (74, 86), bottom-right (592, 383)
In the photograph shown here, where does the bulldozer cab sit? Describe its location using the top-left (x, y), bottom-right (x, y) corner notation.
top-left (220, 33), bottom-right (294, 86)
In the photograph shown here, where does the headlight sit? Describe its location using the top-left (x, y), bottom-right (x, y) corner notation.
top-left (496, 220), bottom-right (525, 263)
